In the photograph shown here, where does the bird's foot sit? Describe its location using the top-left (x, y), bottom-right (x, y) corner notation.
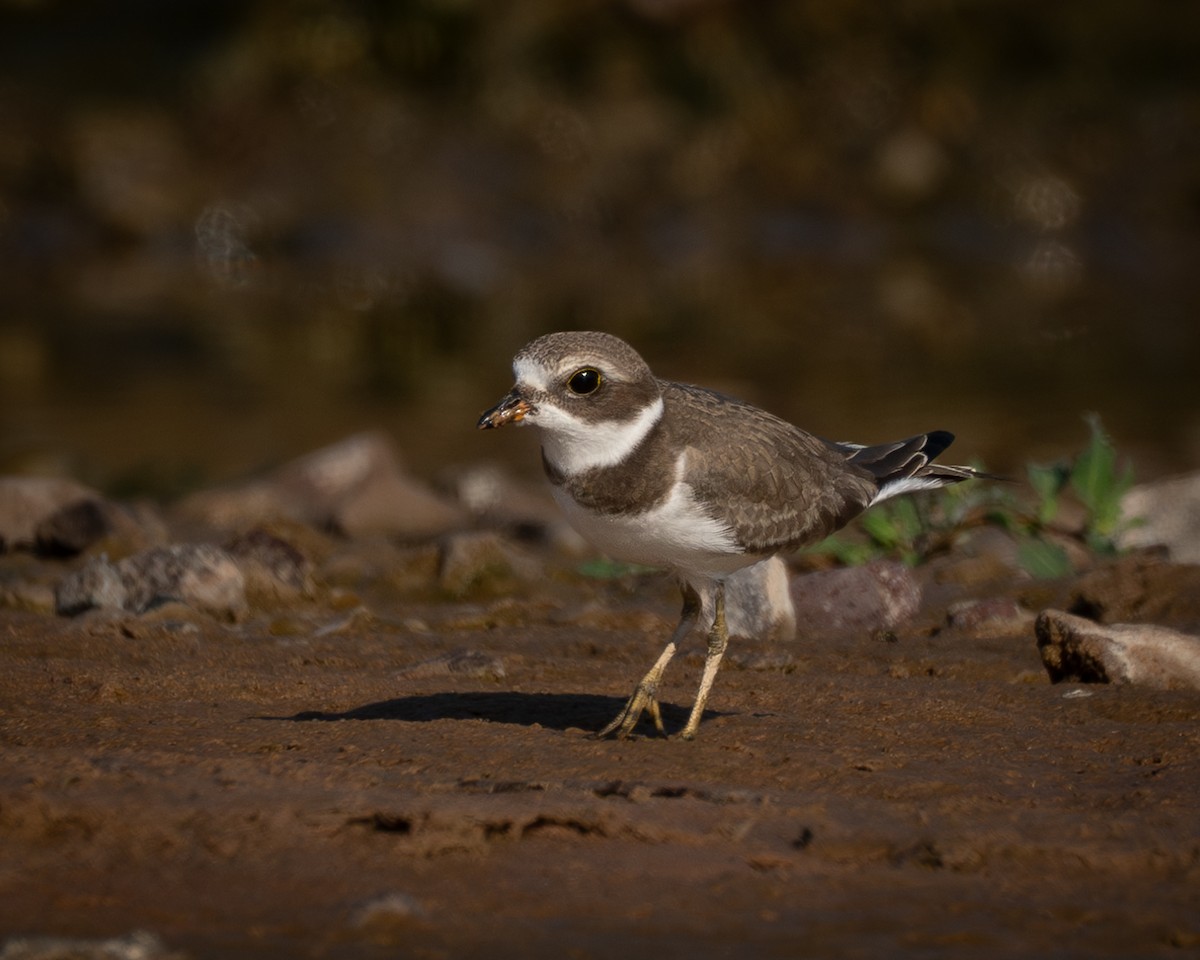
top-left (593, 681), bottom-right (667, 739)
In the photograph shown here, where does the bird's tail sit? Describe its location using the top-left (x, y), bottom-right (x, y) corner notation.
top-left (831, 431), bottom-right (992, 505)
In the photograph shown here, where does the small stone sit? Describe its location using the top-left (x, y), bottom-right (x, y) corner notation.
top-left (351, 892), bottom-right (425, 937)
top-left (946, 597), bottom-right (1032, 634)
top-left (1036, 609), bottom-right (1200, 690)
top-left (396, 649), bottom-right (506, 680)
top-left (789, 560), bottom-right (922, 636)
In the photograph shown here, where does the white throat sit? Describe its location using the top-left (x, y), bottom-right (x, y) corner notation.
top-left (536, 395), bottom-right (664, 476)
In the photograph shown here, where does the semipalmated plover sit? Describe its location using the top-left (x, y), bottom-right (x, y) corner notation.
top-left (478, 331), bottom-right (985, 739)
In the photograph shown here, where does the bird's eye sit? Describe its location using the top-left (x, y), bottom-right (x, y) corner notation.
top-left (567, 368), bottom-right (602, 395)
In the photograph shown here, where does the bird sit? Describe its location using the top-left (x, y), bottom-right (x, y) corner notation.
top-left (477, 330), bottom-right (986, 740)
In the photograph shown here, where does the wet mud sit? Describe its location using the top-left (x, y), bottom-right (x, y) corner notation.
top-left (2, 551), bottom-right (1198, 958)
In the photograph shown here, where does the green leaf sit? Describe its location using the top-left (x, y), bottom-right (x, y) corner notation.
top-left (1070, 414), bottom-right (1134, 542)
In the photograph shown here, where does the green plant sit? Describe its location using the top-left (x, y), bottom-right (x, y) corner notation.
top-left (1070, 413), bottom-right (1136, 552)
top-left (811, 414), bottom-right (1137, 578)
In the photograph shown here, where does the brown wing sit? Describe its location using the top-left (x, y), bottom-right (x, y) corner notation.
top-left (661, 381), bottom-right (878, 554)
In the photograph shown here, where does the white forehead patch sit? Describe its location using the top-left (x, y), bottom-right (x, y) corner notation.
top-left (537, 395), bottom-right (664, 475)
top-left (513, 354), bottom-right (550, 392)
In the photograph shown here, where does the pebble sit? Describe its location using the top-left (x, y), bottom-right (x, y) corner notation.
top-left (397, 648), bottom-right (507, 680)
top-left (946, 596), bottom-right (1032, 635)
top-left (351, 891), bottom-right (426, 934)
top-left (1035, 609), bottom-right (1200, 691)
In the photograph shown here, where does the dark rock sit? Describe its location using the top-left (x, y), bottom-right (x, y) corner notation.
top-left (1036, 609), bottom-right (1200, 690)
top-left (34, 499), bottom-right (111, 556)
top-left (789, 560), bottom-right (922, 636)
top-left (0, 476), bottom-right (99, 552)
top-left (225, 527), bottom-right (314, 602)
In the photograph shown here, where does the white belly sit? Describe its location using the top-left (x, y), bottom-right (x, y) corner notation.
top-left (552, 477), bottom-right (752, 581)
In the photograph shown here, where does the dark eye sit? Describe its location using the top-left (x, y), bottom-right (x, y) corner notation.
top-left (567, 368), bottom-right (602, 395)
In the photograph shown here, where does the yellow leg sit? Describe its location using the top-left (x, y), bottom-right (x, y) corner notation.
top-left (680, 582), bottom-right (728, 740)
top-left (595, 583), bottom-right (702, 739)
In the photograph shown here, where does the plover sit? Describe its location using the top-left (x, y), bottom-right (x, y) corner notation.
top-left (478, 331), bottom-right (985, 739)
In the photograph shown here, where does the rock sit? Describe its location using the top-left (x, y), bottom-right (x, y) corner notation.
top-left (55, 544), bottom-right (247, 620)
top-left (789, 560), bottom-right (922, 636)
top-left (1035, 609), bottom-right (1200, 690)
top-left (437, 531), bottom-right (540, 597)
top-left (174, 432), bottom-right (466, 541)
top-left (1120, 472), bottom-right (1200, 562)
top-left (276, 431), bottom-right (466, 540)
top-left (33, 497), bottom-right (166, 559)
top-left (0, 929), bottom-right (185, 960)
top-left (0, 476), bottom-right (99, 552)
top-left (723, 556), bottom-right (797, 641)
top-left (173, 480), bottom-right (300, 532)
top-left (1066, 555), bottom-right (1200, 626)
top-left (442, 462), bottom-right (586, 552)
top-left (946, 597), bottom-right (1033, 635)
top-left (225, 527), bottom-right (314, 602)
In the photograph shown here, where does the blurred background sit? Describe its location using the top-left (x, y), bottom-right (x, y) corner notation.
top-left (1, 0), bottom-right (1197, 495)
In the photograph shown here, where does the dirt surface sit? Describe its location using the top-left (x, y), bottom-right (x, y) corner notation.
top-left (2, 551), bottom-right (1199, 959)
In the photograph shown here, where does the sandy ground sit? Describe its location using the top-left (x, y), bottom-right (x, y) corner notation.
top-left (1, 552), bottom-right (1199, 959)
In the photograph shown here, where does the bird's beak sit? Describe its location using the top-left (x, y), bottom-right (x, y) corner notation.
top-left (477, 389), bottom-right (534, 429)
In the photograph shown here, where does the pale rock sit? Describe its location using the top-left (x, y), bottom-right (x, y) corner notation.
top-left (1119, 472), bottom-right (1200, 562)
top-left (789, 560), bottom-right (922, 636)
top-left (723, 556), bottom-right (797, 641)
top-left (1036, 609), bottom-right (1200, 690)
